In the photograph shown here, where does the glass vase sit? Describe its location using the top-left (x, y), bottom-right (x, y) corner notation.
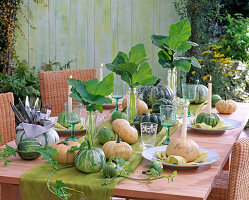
top-left (127, 88), bottom-right (138, 123)
top-left (85, 111), bottom-right (97, 144)
top-left (168, 68), bottom-right (177, 99)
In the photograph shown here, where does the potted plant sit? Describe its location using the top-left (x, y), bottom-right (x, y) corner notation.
top-left (151, 19), bottom-right (201, 97)
top-left (105, 43), bottom-right (157, 122)
top-left (67, 73), bottom-right (114, 145)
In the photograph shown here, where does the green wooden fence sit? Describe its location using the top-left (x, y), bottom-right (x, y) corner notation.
top-left (15, 0), bottom-right (180, 85)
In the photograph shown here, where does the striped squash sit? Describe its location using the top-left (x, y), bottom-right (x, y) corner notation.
top-left (75, 144), bottom-right (106, 173)
top-left (196, 112), bottom-right (220, 127)
top-left (17, 138), bottom-right (41, 160)
top-left (191, 84), bottom-right (208, 104)
top-left (212, 95), bottom-right (222, 107)
top-left (16, 128), bottom-right (59, 147)
top-left (151, 98), bottom-right (173, 113)
top-left (138, 79), bottom-right (174, 107)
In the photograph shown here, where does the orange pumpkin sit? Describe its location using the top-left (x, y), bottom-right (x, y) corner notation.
top-left (51, 141), bottom-right (80, 164)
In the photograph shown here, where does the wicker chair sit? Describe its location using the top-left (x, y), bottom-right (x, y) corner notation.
top-left (207, 138), bottom-right (249, 200)
top-left (0, 92), bottom-right (15, 146)
top-left (39, 69), bottom-right (97, 117)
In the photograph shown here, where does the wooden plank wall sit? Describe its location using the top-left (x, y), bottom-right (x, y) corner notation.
top-left (15, 0), bottom-right (180, 85)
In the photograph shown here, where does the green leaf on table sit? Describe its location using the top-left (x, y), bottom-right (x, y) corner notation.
top-left (0, 135), bottom-right (17, 166)
top-left (168, 19), bottom-right (191, 50)
top-left (132, 62), bottom-right (157, 86)
top-left (37, 146), bottom-right (59, 167)
top-left (51, 180), bottom-right (72, 200)
top-left (128, 43), bottom-right (146, 64)
top-left (67, 146), bottom-right (80, 152)
top-left (115, 157), bottom-right (125, 167)
top-left (124, 167), bottom-right (134, 175)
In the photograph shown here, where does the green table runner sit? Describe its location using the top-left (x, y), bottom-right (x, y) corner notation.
top-left (20, 103), bottom-right (205, 200)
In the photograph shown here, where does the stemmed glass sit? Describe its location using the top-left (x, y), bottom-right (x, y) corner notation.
top-left (160, 105), bottom-right (177, 145)
top-left (64, 102), bottom-right (81, 141)
top-left (111, 81), bottom-right (125, 112)
top-left (182, 84), bottom-right (197, 117)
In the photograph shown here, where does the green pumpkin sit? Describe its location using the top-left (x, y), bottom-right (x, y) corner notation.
top-left (97, 127), bottom-right (116, 145)
top-left (191, 84), bottom-right (208, 104)
top-left (102, 160), bottom-right (120, 178)
top-left (75, 141), bottom-right (106, 173)
top-left (17, 138), bottom-right (41, 160)
top-left (138, 79), bottom-right (173, 107)
top-left (196, 112), bottom-right (220, 127)
top-left (111, 111), bottom-right (128, 121)
top-left (152, 98), bottom-right (173, 113)
top-left (212, 94), bottom-right (222, 107)
top-left (57, 112), bottom-right (71, 128)
top-left (132, 113), bottom-right (162, 133)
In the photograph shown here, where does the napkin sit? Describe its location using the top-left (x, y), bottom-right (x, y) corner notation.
top-left (155, 150), bottom-right (208, 165)
top-left (54, 118), bottom-right (84, 130)
top-left (16, 120), bottom-right (54, 138)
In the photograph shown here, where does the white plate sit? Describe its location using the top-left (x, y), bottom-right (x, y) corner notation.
top-left (187, 117), bottom-right (242, 134)
top-left (142, 146), bottom-right (220, 169)
top-left (49, 117), bottom-right (86, 135)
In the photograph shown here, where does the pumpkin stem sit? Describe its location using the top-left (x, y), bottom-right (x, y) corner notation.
top-left (154, 78), bottom-right (161, 86)
top-left (116, 134), bottom-right (121, 143)
top-left (57, 141), bottom-right (69, 146)
top-left (87, 139), bottom-right (93, 150)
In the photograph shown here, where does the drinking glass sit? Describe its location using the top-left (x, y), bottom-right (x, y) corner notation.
top-left (64, 102), bottom-right (81, 141)
top-left (160, 105), bottom-right (177, 145)
top-left (182, 84), bottom-right (197, 117)
top-left (111, 81), bottom-right (125, 112)
top-left (140, 122), bottom-right (158, 149)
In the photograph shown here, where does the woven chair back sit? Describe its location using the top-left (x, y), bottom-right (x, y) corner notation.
top-left (39, 69), bottom-right (97, 116)
top-left (0, 92), bottom-right (15, 146)
top-left (228, 138), bottom-right (249, 200)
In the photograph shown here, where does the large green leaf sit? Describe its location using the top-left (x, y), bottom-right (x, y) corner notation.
top-left (168, 19), bottom-right (191, 50)
top-left (173, 59), bottom-right (192, 72)
top-left (92, 96), bottom-right (112, 105)
top-left (85, 78), bottom-right (99, 95)
top-left (112, 51), bottom-right (128, 66)
top-left (118, 62), bottom-right (138, 75)
top-left (190, 56), bottom-right (201, 68)
top-left (132, 62), bottom-right (157, 86)
top-left (67, 78), bottom-right (85, 88)
top-left (86, 105), bottom-right (103, 113)
top-left (95, 73), bottom-right (114, 96)
top-left (106, 63), bottom-right (131, 84)
top-left (128, 43), bottom-right (146, 64)
top-left (186, 41), bottom-right (199, 47)
top-left (151, 34), bottom-right (169, 49)
top-left (158, 50), bottom-right (173, 68)
top-left (75, 84), bottom-right (94, 103)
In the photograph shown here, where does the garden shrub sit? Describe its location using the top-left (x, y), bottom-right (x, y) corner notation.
top-left (190, 44), bottom-right (249, 102)
top-left (216, 14), bottom-right (249, 63)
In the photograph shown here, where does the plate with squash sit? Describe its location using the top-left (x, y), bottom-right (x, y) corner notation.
top-left (49, 113), bottom-right (86, 134)
top-left (187, 117), bottom-right (241, 134)
top-left (142, 145), bottom-right (220, 169)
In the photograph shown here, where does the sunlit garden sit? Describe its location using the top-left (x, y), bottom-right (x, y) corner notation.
top-left (0, 0), bottom-right (249, 200)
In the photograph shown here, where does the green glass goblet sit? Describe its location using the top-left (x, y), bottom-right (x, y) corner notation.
top-left (160, 105), bottom-right (177, 145)
top-left (182, 83), bottom-right (197, 117)
top-left (111, 81), bottom-right (125, 112)
top-left (64, 102), bottom-right (81, 141)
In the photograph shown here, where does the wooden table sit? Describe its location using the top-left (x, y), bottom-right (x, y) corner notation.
top-left (1, 103), bottom-right (249, 200)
